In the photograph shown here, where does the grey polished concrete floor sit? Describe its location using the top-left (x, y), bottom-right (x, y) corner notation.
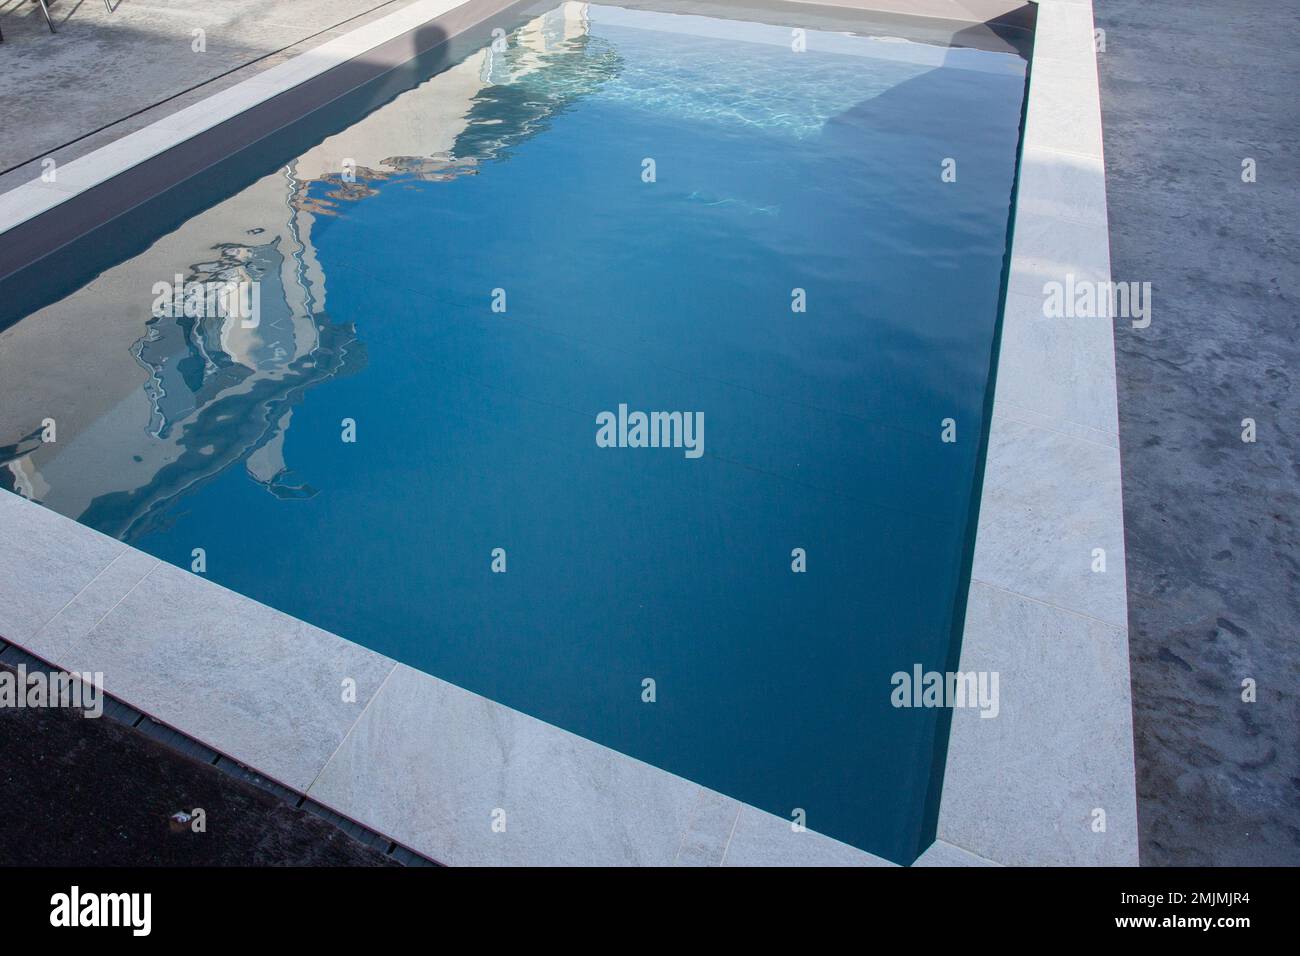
top-left (1096, 0), bottom-right (1300, 865)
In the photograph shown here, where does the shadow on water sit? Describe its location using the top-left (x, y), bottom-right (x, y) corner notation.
top-left (814, 3), bottom-right (1036, 860)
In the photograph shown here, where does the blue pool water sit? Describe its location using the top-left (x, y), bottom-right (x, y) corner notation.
top-left (0, 3), bottom-right (1029, 862)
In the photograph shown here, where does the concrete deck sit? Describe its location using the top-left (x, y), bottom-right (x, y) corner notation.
top-left (0, 0), bottom-right (429, 192)
top-left (1095, 0), bottom-right (1300, 866)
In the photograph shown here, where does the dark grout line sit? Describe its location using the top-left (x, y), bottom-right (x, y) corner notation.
top-left (389, 842), bottom-right (442, 867)
top-left (0, 643), bottom-right (53, 670)
top-left (137, 716), bottom-right (223, 764)
top-left (101, 695), bottom-right (144, 728)
top-left (214, 756), bottom-right (301, 804)
top-left (301, 799), bottom-right (394, 855)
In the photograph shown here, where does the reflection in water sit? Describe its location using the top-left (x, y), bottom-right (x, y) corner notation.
top-left (291, 25), bottom-right (623, 216)
top-left (1, 3), bottom-right (613, 541)
top-left (137, 239), bottom-right (310, 439)
top-left (460, 31), bottom-right (623, 158)
top-left (84, 231), bottom-right (369, 541)
top-left (0, 0), bottom-right (1032, 862)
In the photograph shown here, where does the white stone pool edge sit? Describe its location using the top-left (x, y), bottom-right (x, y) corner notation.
top-left (938, 0), bottom-right (1138, 867)
top-left (0, 0), bottom-right (1135, 866)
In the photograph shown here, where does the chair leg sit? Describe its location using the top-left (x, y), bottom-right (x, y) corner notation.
top-left (104, 0), bottom-right (113, 11)
top-left (37, 0), bottom-right (57, 34)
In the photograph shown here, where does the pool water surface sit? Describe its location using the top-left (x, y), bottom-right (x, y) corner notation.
top-left (0, 1), bottom-right (1030, 863)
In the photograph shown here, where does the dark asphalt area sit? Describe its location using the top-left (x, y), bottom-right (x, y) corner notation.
top-left (0, 659), bottom-right (398, 866)
top-left (1096, 0), bottom-right (1300, 864)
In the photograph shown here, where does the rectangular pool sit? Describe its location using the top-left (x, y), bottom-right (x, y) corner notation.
top-left (0, 0), bottom-right (1030, 863)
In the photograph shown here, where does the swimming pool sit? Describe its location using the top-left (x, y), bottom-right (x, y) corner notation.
top-left (0, 0), bottom-right (1030, 863)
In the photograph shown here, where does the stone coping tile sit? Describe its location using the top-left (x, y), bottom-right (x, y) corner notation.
top-left (2, 516), bottom-right (398, 793)
top-left (1016, 146), bottom-right (1108, 226)
top-left (942, 0), bottom-right (1137, 868)
top-left (912, 840), bottom-right (1002, 866)
top-left (309, 664), bottom-right (722, 866)
top-left (939, 582), bottom-right (1139, 865)
top-left (721, 805), bottom-right (895, 867)
top-left (971, 410), bottom-right (1128, 630)
top-left (1022, 54), bottom-right (1104, 160)
top-left (994, 290), bottom-right (1120, 443)
top-left (0, 490), bottom-right (125, 645)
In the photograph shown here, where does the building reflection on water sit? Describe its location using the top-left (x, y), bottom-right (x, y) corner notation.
top-left (0, 3), bottom-right (615, 542)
